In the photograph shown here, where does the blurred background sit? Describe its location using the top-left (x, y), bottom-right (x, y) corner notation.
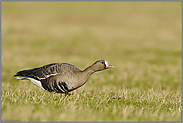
top-left (1, 1), bottom-right (182, 121)
top-left (2, 1), bottom-right (181, 90)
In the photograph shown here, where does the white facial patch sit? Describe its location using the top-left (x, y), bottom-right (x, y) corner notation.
top-left (104, 60), bottom-right (109, 67)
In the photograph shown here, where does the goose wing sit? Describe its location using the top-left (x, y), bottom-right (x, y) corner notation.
top-left (14, 63), bottom-right (81, 93)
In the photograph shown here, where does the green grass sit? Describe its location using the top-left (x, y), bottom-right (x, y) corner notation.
top-left (1, 87), bottom-right (181, 122)
top-left (1, 1), bottom-right (182, 122)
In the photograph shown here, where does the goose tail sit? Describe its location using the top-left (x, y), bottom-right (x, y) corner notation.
top-left (14, 70), bottom-right (29, 79)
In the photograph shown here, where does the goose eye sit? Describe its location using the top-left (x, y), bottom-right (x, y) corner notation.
top-left (102, 62), bottom-right (104, 64)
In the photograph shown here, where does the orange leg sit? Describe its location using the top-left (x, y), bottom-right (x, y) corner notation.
top-left (52, 93), bottom-right (56, 97)
top-left (65, 92), bottom-right (73, 96)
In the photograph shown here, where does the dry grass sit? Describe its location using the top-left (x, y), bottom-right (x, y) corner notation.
top-left (1, 1), bottom-right (182, 122)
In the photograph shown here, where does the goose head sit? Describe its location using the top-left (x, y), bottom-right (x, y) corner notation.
top-left (92, 60), bottom-right (114, 72)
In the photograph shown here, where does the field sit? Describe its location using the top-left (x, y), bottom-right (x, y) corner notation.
top-left (1, 1), bottom-right (182, 122)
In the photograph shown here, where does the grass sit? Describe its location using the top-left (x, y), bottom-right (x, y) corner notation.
top-left (1, 87), bottom-right (181, 122)
top-left (1, 1), bottom-right (182, 122)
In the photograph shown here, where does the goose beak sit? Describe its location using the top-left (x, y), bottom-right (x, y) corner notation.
top-left (105, 60), bottom-right (114, 68)
top-left (107, 64), bottom-right (115, 68)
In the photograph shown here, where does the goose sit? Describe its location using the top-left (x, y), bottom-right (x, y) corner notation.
top-left (14, 60), bottom-right (114, 95)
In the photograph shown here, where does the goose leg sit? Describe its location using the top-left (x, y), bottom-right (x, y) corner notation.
top-left (52, 93), bottom-right (56, 97)
top-left (65, 92), bottom-right (72, 96)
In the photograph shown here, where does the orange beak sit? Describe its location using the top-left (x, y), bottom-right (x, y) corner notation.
top-left (106, 64), bottom-right (114, 68)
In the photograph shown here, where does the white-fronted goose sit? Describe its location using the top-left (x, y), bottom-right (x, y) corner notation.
top-left (14, 60), bottom-right (114, 95)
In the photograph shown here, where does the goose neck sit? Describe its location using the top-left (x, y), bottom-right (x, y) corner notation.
top-left (83, 65), bottom-right (95, 75)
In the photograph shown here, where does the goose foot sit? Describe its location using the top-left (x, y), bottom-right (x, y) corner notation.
top-left (65, 92), bottom-right (73, 96)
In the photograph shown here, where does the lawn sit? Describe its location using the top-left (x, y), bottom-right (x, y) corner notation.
top-left (1, 1), bottom-right (182, 122)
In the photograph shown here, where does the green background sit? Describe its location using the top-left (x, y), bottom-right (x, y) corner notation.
top-left (1, 1), bottom-right (182, 122)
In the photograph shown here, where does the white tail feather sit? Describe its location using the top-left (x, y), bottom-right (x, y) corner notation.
top-left (27, 78), bottom-right (45, 90)
top-left (16, 76), bottom-right (45, 90)
top-left (16, 77), bottom-right (27, 79)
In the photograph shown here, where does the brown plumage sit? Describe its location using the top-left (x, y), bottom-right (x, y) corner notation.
top-left (14, 60), bottom-right (114, 95)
